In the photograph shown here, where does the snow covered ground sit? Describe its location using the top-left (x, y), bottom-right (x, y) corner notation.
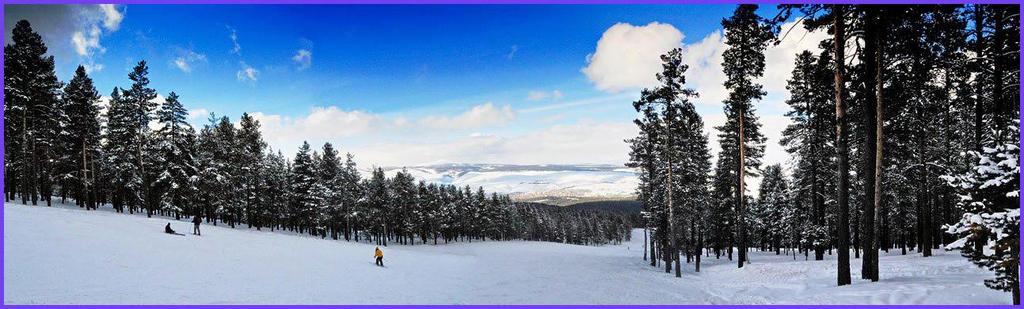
top-left (3, 202), bottom-right (1010, 304)
top-left (378, 164), bottom-right (638, 204)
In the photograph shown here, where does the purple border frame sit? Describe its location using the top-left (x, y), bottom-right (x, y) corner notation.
top-left (0, 1), bottom-right (1021, 307)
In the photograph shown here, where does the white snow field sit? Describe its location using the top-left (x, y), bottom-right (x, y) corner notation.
top-left (378, 164), bottom-right (639, 204)
top-left (3, 202), bottom-right (1011, 305)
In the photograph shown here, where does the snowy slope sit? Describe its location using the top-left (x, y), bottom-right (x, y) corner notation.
top-left (3, 202), bottom-right (1010, 304)
top-left (376, 164), bottom-right (638, 205)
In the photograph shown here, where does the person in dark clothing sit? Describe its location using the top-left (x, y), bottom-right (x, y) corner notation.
top-left (192, 215), bottom-right (202, 235)
top-left (165, 223), bottom-right (176, 234)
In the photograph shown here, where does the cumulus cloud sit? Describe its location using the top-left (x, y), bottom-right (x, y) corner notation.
top-left (173, 49), bottom-right (207, 73)
top-left (419, 102), bottom-right (516, 129)
top-left (678, 30), bottom-right (729, 106)
top-left (583, 19), bottom-right (826, 107)
top-left (526, 90), bottom-right (563, 101)
top-left (680, 19), bottom-right (828, 106)
top-left (292, 49), bottom-right (312, 70)
top-left (236, 61), bottom-right (259, 82)
top-left (580, 19), bottom-right (827, 190)
top-left (582, 22), bottom-right (684, 92)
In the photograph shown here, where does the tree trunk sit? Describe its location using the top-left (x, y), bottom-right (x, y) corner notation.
top-left (869, 16), bottom-right (885, 281)
top-left (833, 5), bottom-right (852, 286)
top-left (860, 7), bottom-right (879, 280)
top-left (666, 105), bottom-right (680, 278)
top-left (738, 111), bottom-right (747, 268)
top-left (643, 228), bottom-right (648, 261)
top-left (973, 5), bottom-right (985, 152)
top-left (650, 230), bottom-right (657, 267)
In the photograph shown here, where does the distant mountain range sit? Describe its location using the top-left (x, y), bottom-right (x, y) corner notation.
top-left (372, 163), bottom-right (638, 206)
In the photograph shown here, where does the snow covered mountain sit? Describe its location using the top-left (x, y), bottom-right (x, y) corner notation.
top-left (371, 163), bottom-right (638, 205)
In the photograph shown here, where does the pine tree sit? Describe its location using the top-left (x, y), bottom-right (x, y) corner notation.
top-left (194, 115), bottom-right (225, 224)
top-left (122, 61), bottom-right (160, 216)
top-left (365, 167), bottom-right (390, 245)
top-left (339, 153), bottom-right (362, 241)
top-left (213, 116), bottom-right (241, 226)
top-left (288, 141), bottom-right (317, 234)
top-left (720, 4), bottom-right (772, 268)
top-left (59, 65), bottom-right (102, 209)
top-left (154, 92), bottom-right (197, 219)
top-left (780, 50), bottom-right (835, 261)
top-left (104, 87), bottom-right (138, 213)
top-left (236, 113), bottom-right (267, 228)
top-left (624, 45), bottom-right (714, 275)
top-left (316, 143), bottom-right (343, 239)
top-left (756, 164), bottom-right (789, 254)
top-left (4, 20), bottom-right (63, 206)
top-left (942, 120), bottom-right (1020, 304)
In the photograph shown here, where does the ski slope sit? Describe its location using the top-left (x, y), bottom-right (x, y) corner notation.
top-left (3, 202), bottom-right (1010, 304)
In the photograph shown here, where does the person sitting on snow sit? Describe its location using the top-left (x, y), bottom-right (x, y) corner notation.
top-left (165, 223), bottom-right (177, 235)
top-left (374, 247), bottom-right (384, 266)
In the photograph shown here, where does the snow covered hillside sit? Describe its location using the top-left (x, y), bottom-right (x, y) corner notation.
top-left (377, 164), bottom-right (638, 205)
top-left (4, 202), bottom-right (1010, 304)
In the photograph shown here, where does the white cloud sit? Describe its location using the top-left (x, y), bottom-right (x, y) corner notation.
top-left (251, 106), bottom-right (398, 152)
top-left (97, 4), bottom-right (123, 31)
top-left (582, 22), bottom-right (684, 92)
top-left (173, 49), bottom-right (207, 73)
top-left (683, 19), bottom-right (827, 106)
top-left (678, 30), bottom-right (728, 106)
top-left (761, 19), bottom-right (830, 106)
top-left (227, 26), bottom-right (241, 55)
top-left (69, 5), bottom-right (124, 57)
top-left (5, 5), bottom-right (124, 68)
top-left (248, 102), bottom-right (545, 161)
top-left (292, 49), bottom-right (312, 70)
top-left (187, 108), bottom-right (210, 121)
top-left (521, 93), bottom-right (633, 114)
top-left (526, 90), bottom-right (563, 101)
top-left (81, 62), bottom-right (103, 73)
top-left (354, 121), bottom-right (635, 166)
top-left (236, 61), bottom-right (259, 82)
top-left (583, 19), bottom-right (826, 108)
top-left (71, 25), bottom-right (103, 56)
top-left (419, 102), bottom-right (516, 129)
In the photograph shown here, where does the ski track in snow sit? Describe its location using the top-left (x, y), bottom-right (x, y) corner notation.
top-left (3, 202), bottom-right (1010, 304)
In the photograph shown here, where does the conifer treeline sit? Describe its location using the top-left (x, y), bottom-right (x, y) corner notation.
top-left (3, 20), bottom-right (632, 247)
top-left (627, 4), bottom-right (1019, 303)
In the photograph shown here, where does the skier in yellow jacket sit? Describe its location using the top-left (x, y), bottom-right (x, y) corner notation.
top-left (374, 247), bottom-right (384, 266)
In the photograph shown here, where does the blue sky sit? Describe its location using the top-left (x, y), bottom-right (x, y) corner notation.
top-left (5, 4), bottom-right (822, 168)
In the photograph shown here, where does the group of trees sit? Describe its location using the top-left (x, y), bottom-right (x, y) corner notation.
top-left (3, 20), bottom-right (632, 248)
top-left (627, 4), bottom-right (1019, 304)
